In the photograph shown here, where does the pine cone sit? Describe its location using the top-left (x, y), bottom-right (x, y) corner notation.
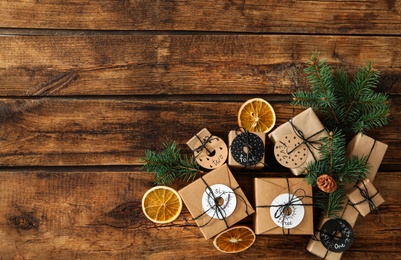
top-left (317, 174), bottom-right (337, 193)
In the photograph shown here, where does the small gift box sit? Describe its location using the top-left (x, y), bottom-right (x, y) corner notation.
top-left (346, 179), bottom-right (385, 217)
top-left (268, 108), bottom-right (328, 176)
top-left (306, 203), bottom-right (359, 260)
top-left (344, 133), bottom-right (388, 192)
top-left (178, 164), bottom-right (254, 239)
top-left (254, 177), bottom-right (313, 235)
top-left (228, 129), bottom-right (266, 170)
top-left (187, 128), bottom-right (228, 170)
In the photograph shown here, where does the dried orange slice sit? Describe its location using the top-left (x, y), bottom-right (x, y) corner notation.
top-left (213, 226), bottom-right (256, 253)
top-left (142, 186), bottom-right (182, 224)
top-left (238, 98), bottom-right (276, 133)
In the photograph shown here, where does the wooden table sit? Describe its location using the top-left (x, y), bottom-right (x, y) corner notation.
top-left (0, 1), bottom-right (400, 259)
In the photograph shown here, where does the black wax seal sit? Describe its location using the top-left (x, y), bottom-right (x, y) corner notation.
top-left (231, 132), bottom-right (264, 166)
top-left (320, 218), bottom-right (354, 253)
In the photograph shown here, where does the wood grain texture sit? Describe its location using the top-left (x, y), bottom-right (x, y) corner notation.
top-left (1, 35), bottom-right (401, 96)
top-left (0, 1), bottom-right (400, 258)
top-left (0, 0), bottom-right (400, 34)
top-left (0, 99), bottom-right (399, 167)
top-left (0, 169), bottom-right (398, 259)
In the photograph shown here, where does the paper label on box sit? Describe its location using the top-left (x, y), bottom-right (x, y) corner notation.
top-left (270, 193), bottom-right (305, 229)
top-left (193, 136), bottom-right (228, 169)
top-left (201, 184), bottom-right (237, 219)
top-left (274, 134), bottom-right (308, 168)
top-left (320, 219), bottom-right (354, 252)
top-left (231, 132), bottom-right (265, 166)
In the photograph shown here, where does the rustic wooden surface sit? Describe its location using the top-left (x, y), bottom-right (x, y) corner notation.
top-left (0, 1), bottom-right (400, 259)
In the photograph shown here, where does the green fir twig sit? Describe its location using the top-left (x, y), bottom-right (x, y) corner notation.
top-left (142, 142), bottom-right (201, 186)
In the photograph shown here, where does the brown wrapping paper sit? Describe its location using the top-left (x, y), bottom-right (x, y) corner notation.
top-left (186, 128), bottom-right (228, 170)
top-left (306, 201), bottom-right (359, 260)
top-left (254, 177), bottom-right (313, 235)
top-left (268, 108), bottom-right (328, 176)
top-left (347, 179), bottom-right (385, 217)
top-left (228, 130), bottom-right (266, 170)
top-left (307, 134), bottom-right (388, 259)
top-left (344, 133), bottom-right (388, 192)
top-left (178, 164), bottom-right (254, 240)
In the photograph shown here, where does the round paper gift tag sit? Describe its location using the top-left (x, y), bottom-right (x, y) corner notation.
top-left (231, 132), bottom-right (265, 166)
top-left (194, 136), bottom-right (228, 169)
top-left (202, 184), bottom-right (237, 219)
top-left (274, 134), bottom-right (308, 168)
top-left (320, 218), bottom-right (354, 253)
top-left (270, 193), bottom-right (305, 229)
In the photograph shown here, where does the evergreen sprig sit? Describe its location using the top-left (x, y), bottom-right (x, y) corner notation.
top-left (293, 53), bottom-right (389, 217)
top-left (292, 52), bottom-right (390, 134)
top-left (314, 187), bottom-right (345, 218)
top-left (142, 142), bottom-right (201, 186)
top-left (304, 129), bottom-right (369, 218)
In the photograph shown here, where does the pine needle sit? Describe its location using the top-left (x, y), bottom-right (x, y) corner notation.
top-left (142, 142), bottom-right (201, 186)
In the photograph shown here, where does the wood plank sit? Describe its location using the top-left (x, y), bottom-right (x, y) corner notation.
top-left (0, 35), bottom-right (401, 96)
top-left (0, 169), bottom-right (399, 259)
top-left (0, 99), bottom-right (399, 167)
top-left (0, 1), bottom-right (401, 34)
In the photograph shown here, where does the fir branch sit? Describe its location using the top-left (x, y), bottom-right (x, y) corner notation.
top-left (343, 62), bottom-right (380, 123)
top-left (315, 188), bottom-right (345, 218)
top-left (318, 129), bottom-right (346, 174)
top-left (293, 53), bottom-right (390, 134)
top-left (304, 160), bottom-right (330, 186)
top-left (339, 155), bottom-right (368, 184)
top-left (142, 142), bottom-right (201, 185)
top-left (305, 52), bottom-right (340, 124)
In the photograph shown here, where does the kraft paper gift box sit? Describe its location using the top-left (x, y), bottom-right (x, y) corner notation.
top-left (178, 164), bottom-right (254, 240)
top-left (254, 177), bottom-right (313, 235)
top-left (268, 108), bottom-right (328, 176)
top-left (346, 179), bottom-right (385, 217)
top-left (228, 130), bottom-right (266, 170)
top-left (344, 133), bottom-right (388, 192)
top-left (306, 203), bottom-right (360, 260)
top-left (187, 128), bottom-right (228, 170)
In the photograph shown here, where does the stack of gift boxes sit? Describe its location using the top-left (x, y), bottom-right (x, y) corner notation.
top-left (177, 107), bottom-right (387, 258)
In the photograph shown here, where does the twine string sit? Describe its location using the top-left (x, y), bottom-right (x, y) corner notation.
top-left (192, 134), bottom-right (219, 157)
top-left (256, 177), bottom-right (313, 238)
top-left (191, 176), bottom-right (250, 229)
top-left (231, 127), bottom-right (268, 169)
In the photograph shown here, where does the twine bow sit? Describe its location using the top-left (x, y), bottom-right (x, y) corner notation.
top-left (311, 219), bottom-right (355, 258)
top-left (349, 180), bottom-right (381, 217)
top-left (190, 176), bottom-right (251, 229)
top-left (192, 134), bottom-right (218, 157)
top-left (256, 177), bottom-right (313, 237)
top-left (288, 119), bottom-right (325, 162)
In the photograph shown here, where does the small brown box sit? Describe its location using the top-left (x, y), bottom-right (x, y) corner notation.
top-left (228, 130), bottom-right (266, 170)
top-left (178, 164), bottom-right (254, 240)
top-left (306, 202), bottom-right (360, 260)
top-left (268, 108), bottom-right (328, 176)
top-left (347, 179), bottom-right (385, 217)
top-left (254, 177), bottom-right (313, 235)
top-left (344, 133), bottom-right (388, 192)
top-left (186, 128), bottom-right (228, 170)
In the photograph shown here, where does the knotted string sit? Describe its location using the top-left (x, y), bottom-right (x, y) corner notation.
top-left (311, 219), bottom-right (354, 259)
top-left (256, 177), bottom-right (313, 238)
top-left (192, 134), bottom-right (219, 157)
top-left (349, 139), bottom-right (381, 218)
top-left (187, 176), bottom-right (251, 229)
top-left (287, 119), bottom-right (325, 162)
top-left (287, 107), bottom-right (325, 162)
top-left (231, 127), bottom-right (268, 169)
top-left (348, 180), bottom-right (381, 218)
